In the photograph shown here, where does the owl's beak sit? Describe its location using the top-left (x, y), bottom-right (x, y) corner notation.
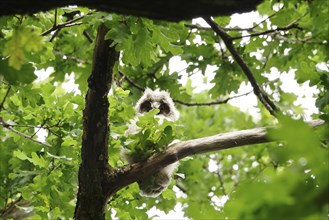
top-left (152, 102), bottom-right (160, 109)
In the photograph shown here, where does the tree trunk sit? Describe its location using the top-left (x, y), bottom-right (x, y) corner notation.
top-left (74, 24), bottom-right (118, 219)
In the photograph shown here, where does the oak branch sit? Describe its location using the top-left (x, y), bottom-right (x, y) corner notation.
top-left (107, 119), bottom-right (325, 196)
top-left (0, 0), bottom-right (263, 21)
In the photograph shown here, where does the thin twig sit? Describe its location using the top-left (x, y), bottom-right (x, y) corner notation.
top-left (231, 23), bottom-right (300, 40)
top-left (83, 30), bottom-right (93, 43)
top-left (275, 34), bottom-right (327, 45)
top-left (216, 156), bottom-right (227, 196)
top-left (0, 196), bottom-right (23, 217)
top-left (30, 118), bottom-right (48, 138)
top-left (0, 85), bottom-right (11, 111)
top-left (53, 9), bottom-right (58, 28)
top-left (203, 17), bottom-right (279, 116)
top-left (0, 117), bottom-right (52, 148)
top-left (41, 15), bottom-right (85, 36)
top-left (53, 50), bottom-right (91, 64)
top-left (186, 12), bottom-right (301, 42)
top-left (185, 24), bottom-right (250, 32)
top-left (49, 29), bottom-right (60, 42)
top-left (118, 71), bottom-right (144, 91)
top-left (232, 17), bottom-right (302, 40)
top-left (173, 91), bottom-right (253, 106)
top-left (249, 12), bottom-right (277, 30)
top-left (262, 43), bottom-right (273, 69)
top-left (7, 123), bottom-right (61, 137)
top-left (175, 182), bottom-right (187, 194)
top-left (228, 155), bottom-right (247, 196)
top-left (119, 70), bottom-right (253, 106)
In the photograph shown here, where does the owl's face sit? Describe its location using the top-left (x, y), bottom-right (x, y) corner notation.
top-left (135, 88), bottom-right (179, 121)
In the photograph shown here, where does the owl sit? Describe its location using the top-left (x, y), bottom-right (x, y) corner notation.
top-left (122, 88), bottom-right (179, 197)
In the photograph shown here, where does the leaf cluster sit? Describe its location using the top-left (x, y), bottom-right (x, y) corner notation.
top-left (0, 82), bottom-right (83, 218)
top-left (124, 109), bottom-right (181, 161)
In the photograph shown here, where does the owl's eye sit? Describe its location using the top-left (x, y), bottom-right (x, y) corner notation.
top-left (140, 100), bottom-right (152, 112)
top-left (159, 101), bottom-right (170, 115)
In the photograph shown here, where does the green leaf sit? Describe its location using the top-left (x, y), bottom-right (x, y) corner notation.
top-left (3, 26), bottom-right (43, 70)
top-left (267, 115), bottom-right (321, 151)
top-left (295, 61), bottom-right (320, 85)
top-left (161, 188), bottom-right (176, 200)
top-left (0, 58), bottom-right (36, 84)
top-left (13, 150), bottom-right (30, 161)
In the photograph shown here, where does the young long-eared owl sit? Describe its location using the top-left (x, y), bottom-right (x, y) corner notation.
top-left (122, 88), bottom-right (179, 197)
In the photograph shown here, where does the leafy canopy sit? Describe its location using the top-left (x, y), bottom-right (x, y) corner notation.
top-left (0, 0), bottom-right (328, 219)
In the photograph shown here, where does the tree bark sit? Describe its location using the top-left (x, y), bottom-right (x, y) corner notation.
top-left (74, 24), bottom-right (118, 219)
top-left (0, 0), bottom-right (263, 21)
